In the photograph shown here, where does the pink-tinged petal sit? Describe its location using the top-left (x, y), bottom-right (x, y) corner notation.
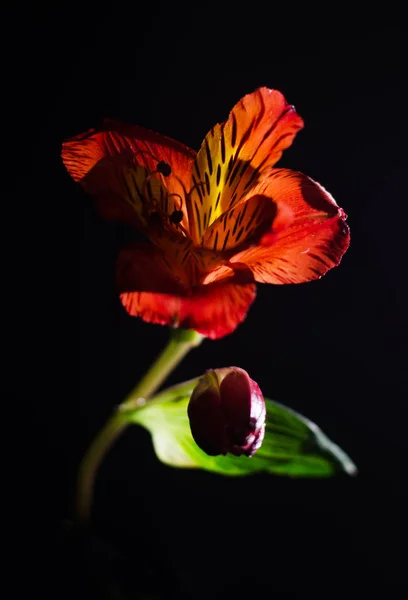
top-left (188, 367), bottom-right (266, 457)
top-left (187, 87), bottom-right (304, 243)
top-left (62, 120), bottom-right (196, 232)
top-left (118, 251), bottom-right (257, 339)
top-left (229, 169), bottom-right (350, 284)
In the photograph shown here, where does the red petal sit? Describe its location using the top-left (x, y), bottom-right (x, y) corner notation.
top-left (188, 88), bottom-right (304, 243)
top-left (177, 281), bottom-right (256, 338)
top-left (116, 242), bottom-right (189, 295)
top-left (117, 244), bottom-right (256, 339)
top-left (62, 120), bottom-right (195, 231)
top-left (229, 169), bottom-right (350, 283)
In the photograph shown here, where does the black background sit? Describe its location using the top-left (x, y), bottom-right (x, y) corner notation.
top-left (13, 3), bottom-right (407, 599)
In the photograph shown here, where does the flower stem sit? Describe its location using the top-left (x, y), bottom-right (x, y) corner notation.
top-left (75, 412), bottom-right (128, 524)
top-left (75, 328), bottom-right (204, 523)
top-left (120, 329), bottom-right (204, 410)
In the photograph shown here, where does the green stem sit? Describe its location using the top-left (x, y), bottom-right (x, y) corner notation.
top-left (75, 411), bottom-right (128, 524)
top-left (120, 377), bottom-right (200, 411)
top-left (75, 328), bottom-right (204, 523)
top-left (121, 329), bottom-right (204, 410)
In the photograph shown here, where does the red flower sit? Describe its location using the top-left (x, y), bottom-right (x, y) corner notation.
top-left (188, 367), bottom-right (266, 457)
top-left (62, 88), bottom-right (349, 339)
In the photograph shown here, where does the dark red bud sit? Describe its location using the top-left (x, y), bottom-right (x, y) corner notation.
top-left (187, 367), bottom-right (266, 457)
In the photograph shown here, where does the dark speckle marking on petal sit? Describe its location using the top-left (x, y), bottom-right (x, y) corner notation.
top-left (308, 252), bottom-right (329, 267)
top-left (205, 138), bottom-right (213, 175)
top-left (233, 118), bottom-right (256, 162)
top-left (213, 231), bottom-right (219, 251)
top-left (244, 203), bottom-right (262, 232)
top-left (237, 202), bottom-right (248, 226)
top-left (222, 230), bottom-right (230, 251)
top-left (216, 164), bottom-right (221, 186)
top-left (243, 154), bottom-right (270, 191)
top-left (228, 161), bottom-right (242, 186)
top-left (207, 206), bottom-right (212, 226)
top-left (194, 201), bottom-right (202, 236)
top-left (254, 93), bottom-right (266, 127)
top-left (225, 155), bottom-right (235, 184)
top-left (243, 166), bottom-right (261, 191)
top-left (228, 191), bottom-right (238, 209)
top-left (240, 160), bottom-right (251, 178)
top-left (260, 106), bottom-right (291, 144)
top-left (202, 211), bottom-right (208, 230)
top-left (232, 216), bottom-right (240, 237)
top-left (270, 132), bottom-right (294, 152)
top-left (204, 171), bottom-right (211, 195)
top-left (235, 225), bottom-right (245, 243)
top-left (215, 191), bottom-right (221, 210)
top-left (231, 112), bottom-right (237, 148)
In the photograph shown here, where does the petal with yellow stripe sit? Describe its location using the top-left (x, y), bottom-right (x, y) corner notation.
top-left (187, 88), bottom-right (304, 243)
top-left (201, 195), bottom-right (278, 253)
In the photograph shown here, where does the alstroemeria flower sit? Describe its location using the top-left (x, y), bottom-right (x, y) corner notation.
top-left (63, 87), bottom-right (349, 339)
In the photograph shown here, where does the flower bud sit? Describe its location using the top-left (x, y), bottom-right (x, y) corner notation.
top-left (187, 367), bottom-right (266, 457)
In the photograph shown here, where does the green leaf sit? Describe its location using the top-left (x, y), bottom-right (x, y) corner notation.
top-left (125, 380), bottom-right (357, 477)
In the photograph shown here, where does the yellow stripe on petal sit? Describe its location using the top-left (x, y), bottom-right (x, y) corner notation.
top-left (188, 88), bottom-right (304, 244)
top-left (81, 150), bottom-right (169, 229)
top-left (120, 163), bottom-right (165, 226)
